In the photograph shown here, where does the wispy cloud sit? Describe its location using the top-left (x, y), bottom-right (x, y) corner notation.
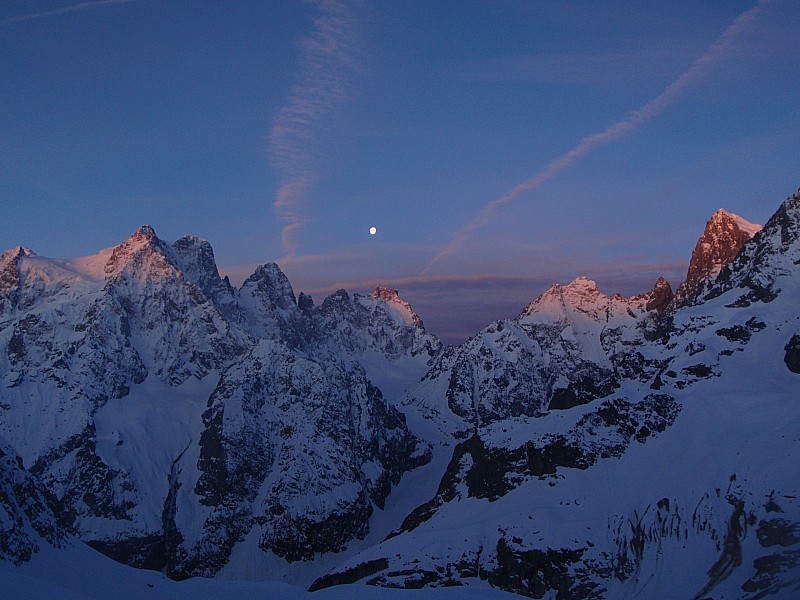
top-left (2, 0), bottom-right (133, 24)
top-left (458, 49), bottom-right (695, 86)
top-left (422, 0), bottom-right (775, 275)
top-left (269, 0), bottom-right (363, 258)
top-left (277, 250), bottom-right (365, 270)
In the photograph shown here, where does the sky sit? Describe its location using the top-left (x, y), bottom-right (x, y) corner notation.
top-left (1, 0), bottom-right (799, 343)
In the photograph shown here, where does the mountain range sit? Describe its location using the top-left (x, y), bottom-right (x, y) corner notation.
top-left (1, 189), bottom-right (799, 599)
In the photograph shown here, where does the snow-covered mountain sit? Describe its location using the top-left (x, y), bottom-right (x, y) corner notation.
top-left (0, 225), bottom-right (437, 580)
top-left (2, 189), bottom-right (800, 599)
top-left (314, 190), bottom-right (800, 598)
top-left (404, 275), bottom-right (673, 436)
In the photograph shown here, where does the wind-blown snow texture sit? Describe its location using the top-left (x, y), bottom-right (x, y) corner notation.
top-left (2, 189), bottom-right (800, 599)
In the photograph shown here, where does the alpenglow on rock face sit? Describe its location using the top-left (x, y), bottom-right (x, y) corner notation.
top-left (673, 208), bottom-right (761, 306)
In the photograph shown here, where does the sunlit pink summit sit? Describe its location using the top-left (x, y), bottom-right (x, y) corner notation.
top-left (673, 209), bottom-right (762, 306)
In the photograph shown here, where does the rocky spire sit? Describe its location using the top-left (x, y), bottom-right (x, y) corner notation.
top-left (673, 209), bottom-right (761, 307)
top-left (643, 277), bottom-right (674, 313)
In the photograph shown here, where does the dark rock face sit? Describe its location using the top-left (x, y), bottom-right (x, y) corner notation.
top-left (548, 376), bottom-right (618, 411)
top-left (741, 549), bottom-right (800, 598)
top-left (0, 440), bottom-right (66, 565)
top-left (30, 424), bottom-right (136, 530)
top-left (0, 247), bottom-right (33, 316)
top-left (171, 235), bottom-right (240, 320)
top-left (177, 341), bottom-right (429, 576)
top-left (361, 536), bottom-right (601, 597)
top-left (488, 538), bottom-right (595, 600)
top-left (297, 291), bottom-right (314, 314)
top-left (309, 557), bottom-right (389, 591)
top-left (395, 394), bottom-right (680, 537)
top-left (784, 335), bottom-right (800, 374)
top-left (643, 277), bottom-right (674, 313)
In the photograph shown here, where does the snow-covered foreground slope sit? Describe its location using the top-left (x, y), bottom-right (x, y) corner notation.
top-left (327, 286), bottom-right (800, 597)
top-left (1, 542), bottom-right (520, 600)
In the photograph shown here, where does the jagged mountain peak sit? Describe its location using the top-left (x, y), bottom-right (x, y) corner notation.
top-left (319, 288), bottom-right (353, 316)
top-left (132, 224), bottom-right (158, 241)
top-left (709, 207), bottom-right (762, 236)
top-left (103, 224), bottom-right (175, 279)
top-left (315, 286), bottom-right (440, 364)
top-left (521, 276), bottom-right (606, 318)
top-left (171, 235), bottom-right (215, 269)
top-left (237, 262), bottom-right (303, 341)
top-left (1, 247), bottom-right (39, 303)
top-left (171, 234), bottom-right (240, 317)
top-left (546, 276), bottom-right (601, 296)
top-left (372, 286), bottom-right (401, 301)
top-left (241, 262), bottom-right (297, 309)
top-left (635, 276), bottom-right (674, 313)
top-left (1, 246), bottom-right (36, 262)
top-left (704, 188), bottom-right (800, 304)
top-left (174, 232), bottom-right (207, 244)
top-left (673, 207), bottom-right (761, 306)
top-left (368, 287), bottom-right (425, 329)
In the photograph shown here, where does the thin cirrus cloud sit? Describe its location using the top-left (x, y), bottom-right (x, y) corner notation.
top-left (421, 0), bottom-right (775, 276)
top-left (268, 0), bottom-right (362, 259)
top-left (1, 0), bottom-right (134, 23)
top-left (460, 49), bottom-right (696, 86)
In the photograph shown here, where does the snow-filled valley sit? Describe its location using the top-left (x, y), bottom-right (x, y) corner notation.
top-left (1, 190), bottom-right (800, 598)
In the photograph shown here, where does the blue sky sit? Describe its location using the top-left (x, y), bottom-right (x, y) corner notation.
top-left (2, 0), bottom-right (799, 342)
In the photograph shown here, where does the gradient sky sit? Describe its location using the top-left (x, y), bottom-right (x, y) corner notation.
top-left (2, 0), bottom-right (799, 343)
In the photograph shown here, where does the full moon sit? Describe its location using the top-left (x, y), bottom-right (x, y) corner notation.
top-left (369, 226), bottom-right (377, 235)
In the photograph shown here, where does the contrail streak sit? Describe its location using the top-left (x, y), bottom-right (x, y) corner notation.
top-left (2, 0), bottom-right (133, 23)
top-left (269, 0), bottom-right (362, 258)
top-left (421, 0), bottom-right (774, 275)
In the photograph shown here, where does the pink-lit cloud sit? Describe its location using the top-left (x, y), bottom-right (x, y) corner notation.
top-left (422, 0), bottom-right (775, 275)
top-left (2, 0), bottom-right (134, 23)
top-left (305, 259), bottom-right (688, 299)
top-left (300, 257), bottom-right (688, 344)
top-left (268, 0), bottom-right (362, 258)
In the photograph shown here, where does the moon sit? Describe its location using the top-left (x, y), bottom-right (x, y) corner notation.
top-left (369, 226), bottom-right (377, 235)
